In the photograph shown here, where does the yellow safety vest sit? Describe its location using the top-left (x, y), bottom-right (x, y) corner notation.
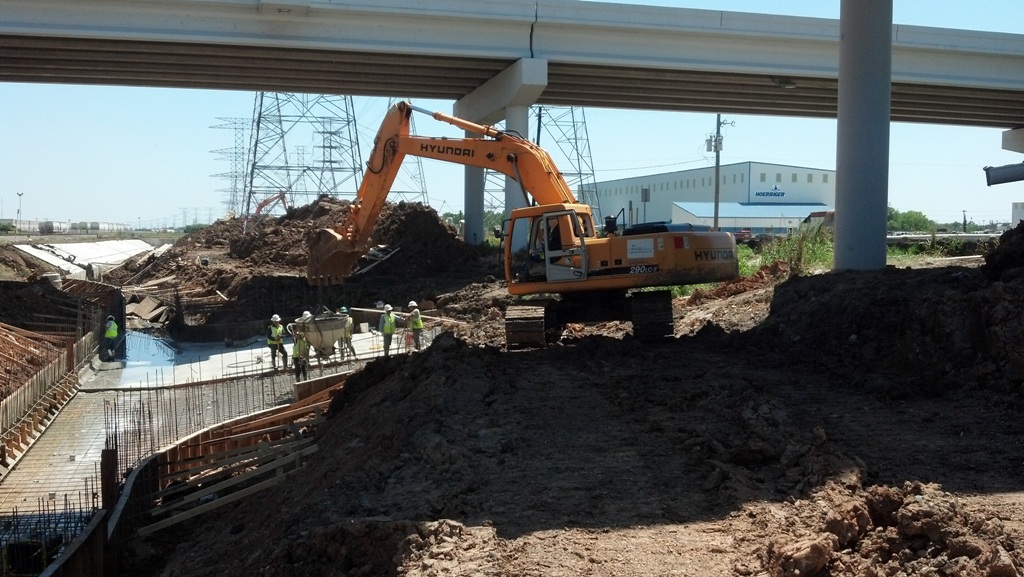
top-left (292, 338), bottom-right (309, 358)
top-left (380, 313), bottom-right (396, 335)
top-left (268, 324), bottom-right (284, 344)
top-left (409, 312), bottom-right (424, 330)
top-left (104, 320), bottom-right (118, 338)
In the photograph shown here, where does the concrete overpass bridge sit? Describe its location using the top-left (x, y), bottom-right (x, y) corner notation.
top-left (2, 0), bottom-right (1023, 268)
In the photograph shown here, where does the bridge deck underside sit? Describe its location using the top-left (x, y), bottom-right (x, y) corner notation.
top-left (2, 35), bottom-right (1021, 129)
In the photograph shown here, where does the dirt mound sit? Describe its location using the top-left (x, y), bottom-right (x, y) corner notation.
top-left (737, 262), bottom-right (1024, 390)
top-left (0, 245), bottom-right (55, 282)
top-left (107, 198), bottom-right (498, 324)
top-left (141, 319), bottom-right (1024, 577)
top-left (764, 481), bottom-right (1020, 577)
top-left (11, 213), bottom-right (1023, 576)
top-left (982, 224), bottom-right (1024, 282)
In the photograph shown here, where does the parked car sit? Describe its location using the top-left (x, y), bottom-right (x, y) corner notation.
top-left (734, 228), bottom-right (752, 241)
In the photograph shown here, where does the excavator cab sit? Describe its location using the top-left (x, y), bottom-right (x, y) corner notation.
top-left (508, 205), bottom-right (593, 285)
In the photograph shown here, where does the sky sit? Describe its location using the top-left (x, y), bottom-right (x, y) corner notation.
top-left (1, 0), bottom-right (1023, 229)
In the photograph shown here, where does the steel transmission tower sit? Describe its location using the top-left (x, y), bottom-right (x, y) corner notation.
top-left (211, 117), bottom-right (248, 217)
top-left (535, 106), bottom-right (601, 218)
top-left (483, 106), bottom-right (600, 236)
top-left (242, 93), bottom-right (364, 217)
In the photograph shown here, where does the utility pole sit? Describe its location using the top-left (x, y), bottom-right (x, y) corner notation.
top-left (962, 210), bottom-right (967, 233)
top-left (707, 115), bottom-right (733, 230)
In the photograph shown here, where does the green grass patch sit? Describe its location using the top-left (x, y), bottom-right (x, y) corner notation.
top-left (758, 227), bottom-right (834, 274)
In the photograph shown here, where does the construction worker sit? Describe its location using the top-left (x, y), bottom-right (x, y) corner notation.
top-left (267, 314), bottom-right (288, 371)
top-left (292, 332), bottom-right (310, 382)
top-left (103, 315), bottom-right (118, 360)
top-left (407, 301), bottom-right (424, 351)
top-left (337, 307), bottom-right (357, 359)
top-left (377, 304), bottom-right (398, 358)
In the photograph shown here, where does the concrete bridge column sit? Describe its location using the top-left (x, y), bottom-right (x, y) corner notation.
top-left (834, 0), bottom-right (893, 270)
top-left (1004, 128), bottom-right (1024, 153)
top-left (455, 58), bottom-right (548, 247)
top-left (463, 160), bottom-right (485, 246)
top-left (502, 104), bottom-right (532, 206)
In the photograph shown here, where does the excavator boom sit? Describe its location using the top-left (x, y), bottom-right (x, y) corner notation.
top-left (307, 101), bottom-right (578, 285)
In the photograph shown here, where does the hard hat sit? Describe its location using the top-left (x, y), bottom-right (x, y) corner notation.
top-left (107, 315), bottom-right (114, 321)
top-left (338, 307), bottom-right (348, 314)
top-left (408, 300), bottom-right (418, 308)
top-left (271, 314), bottom-right (281, 322)
top-left (296, 311), bottom-right (313, 323)
top-left (384, 304), bottom-right (393, 312)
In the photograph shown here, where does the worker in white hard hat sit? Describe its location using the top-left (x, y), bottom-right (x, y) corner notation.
top-left (103, 314), bottom-right (119, 361)
top-left (267, 314), bottom-right (287, 371)
top-left (377, 304), bottom-right (398, 358)
top-left (407, 301), bottom-right (424, 351)
top-left (336, 306), bottom-right (357, 359)
top-left (291, 332), bottom-right (310, 383)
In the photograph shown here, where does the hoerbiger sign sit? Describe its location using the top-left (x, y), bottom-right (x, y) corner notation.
top-left (753, 185), bottom-right (786, 198)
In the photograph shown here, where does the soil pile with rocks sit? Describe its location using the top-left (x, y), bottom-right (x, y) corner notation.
top-left (123, 221), bottom-right (1024, 577)
top-left (105, 198), bottom-right (498, 324)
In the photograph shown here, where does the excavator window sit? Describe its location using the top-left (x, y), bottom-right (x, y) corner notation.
top-left (546, 217), bottom-right (563, 253)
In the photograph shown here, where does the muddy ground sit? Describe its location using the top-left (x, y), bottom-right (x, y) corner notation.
top-left (4, 200), bottom-right (1024, 577)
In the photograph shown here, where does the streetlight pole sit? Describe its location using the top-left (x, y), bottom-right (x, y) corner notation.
top-left (16, 192), bottom-right (23, 233)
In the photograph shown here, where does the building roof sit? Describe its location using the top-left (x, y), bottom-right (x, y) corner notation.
top-left (597, 161), bottom-right (836, 187)
top-left (674, 202), bottom-right (830, 219)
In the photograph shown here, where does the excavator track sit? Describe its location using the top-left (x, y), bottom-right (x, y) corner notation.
top-left (504, 304), bottom-right (549, 349)
top-left (629, 290), bottom-right (674, 342)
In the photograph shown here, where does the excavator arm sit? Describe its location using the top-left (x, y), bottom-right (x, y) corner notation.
top-left (253, 191), bottom-right (288, 216)
top-left (307, 100), bottom-right (579, 285)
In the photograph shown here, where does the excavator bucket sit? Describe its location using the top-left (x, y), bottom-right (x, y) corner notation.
top-left (306, 226), bottom-right (366, 286)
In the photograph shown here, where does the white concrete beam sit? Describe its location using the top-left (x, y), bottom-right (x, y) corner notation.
top-left (454, 59), bottom-right (548, 125)
top-left (260, 0), bottom-right (309, 17)
top-left (1003, 128), bottom-right (1024, 154)
top-left (457, 59), bottom-right (547, 246)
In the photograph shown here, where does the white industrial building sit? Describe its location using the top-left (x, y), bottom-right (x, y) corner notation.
top-left (1012, 202), bottom-right (1024, 226)
top-left (594, 162), bottom-right (836, 236)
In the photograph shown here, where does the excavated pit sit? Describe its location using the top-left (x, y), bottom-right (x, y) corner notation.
top-left (3, 202), bottom-right (1024, 577)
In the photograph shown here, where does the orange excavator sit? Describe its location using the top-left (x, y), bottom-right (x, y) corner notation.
top-left (253, 191), bottom-right (288, 216)
top-left (306, 101), bottom-right (739, 347)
